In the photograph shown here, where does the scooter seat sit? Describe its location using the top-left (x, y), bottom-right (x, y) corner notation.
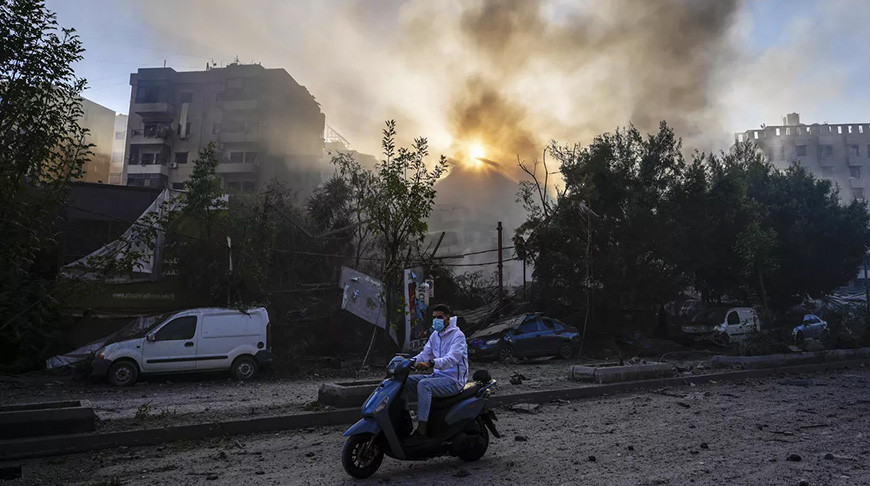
top-left (430, 381), bottom-right (483, 410)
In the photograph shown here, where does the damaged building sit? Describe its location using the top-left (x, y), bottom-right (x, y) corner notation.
top-left (123, 63), bottom-right (325, 194)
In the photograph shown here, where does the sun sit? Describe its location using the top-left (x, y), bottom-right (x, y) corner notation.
top-left (470, 143), bottom-right (486, 161)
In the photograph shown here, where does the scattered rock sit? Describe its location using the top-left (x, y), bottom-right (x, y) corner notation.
top-left (587, 455), bottom-right (596, 462)
top-left (454, 468), bottom-right (470, 478)
top-left (255, 471), bottom-right (265, 475)
top-left (798, 481), bottom-right (809, 486)
top-left (677, 402), bottom-right (691, 409)
top-left (206, 473), bottom-right (219, 480)
top-left (509, 403), bottom-right (540, 413)
top-left (824, 453), bottom-right (834, 460)
top-left (510, 373), bottom-right (528, 385)
top-left (787, 454), bottom-right (802, 462)
top-left (515, 435), bottom-right (528, 442)
top-left (627, 445), bottom-right (635, 451)
top-left (700, 442), bottom-right (709, 449)
top-left (305, 452), bottom-right (315, 458)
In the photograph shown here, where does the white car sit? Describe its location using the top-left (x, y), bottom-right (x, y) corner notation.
top-left (681, 307), bottom-right (761, 344)
top-left (91, 307), bottom-right (272, 386)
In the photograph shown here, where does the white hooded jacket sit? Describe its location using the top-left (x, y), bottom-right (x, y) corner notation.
top-left (413, 316), bottom-right (469, 389)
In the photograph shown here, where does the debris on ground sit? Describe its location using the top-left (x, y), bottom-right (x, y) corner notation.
top-left (509, 373), bottom-right (527, 385)
top-left (787, 454), bottom-right (802, 462)
top-left (508, 403), bottom-right (540, 413)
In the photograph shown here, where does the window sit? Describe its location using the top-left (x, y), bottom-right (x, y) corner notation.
top-left (795, 145), bottom-right (807, 156)
top-left (242, 181), bottom-right (256, 192)
top-left (244, 151), bottom-right (257, 163)
top-left (819, 145), bottom-right (834, 158)
top-left (115, 131), bottom-right (125, 140)
top-left (517, 321), bottom-right (539, 334)
top-left (174, 152), bottom-right (188, 165)
top-left (154, 316), bottom-right (197, 341)
top-left (227, 181), bottom-right (242, 191)
top-left (850, 145), bottom-right (860, 157)
top-left (822, 167), bottom-right (834, 176)
top-left (229, 152), bottom-right (244, 164)
top-left (850, 166), bottom-right (862, 178)
top-left (853, 188), bottom-right (865, 201)
top-left (172, 182), bottom-right (185, 190)
top-left (140, 153), bottom-right (156, 165)
top-left (727, 312), bottom-right (739, 325)
top-left (176, 122), bottom-right (191, 136)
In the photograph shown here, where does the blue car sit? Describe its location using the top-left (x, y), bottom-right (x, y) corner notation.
top-left (466, 313), bottom-right (581, 361)
top-left (792, 314), bottom-right (829, 343)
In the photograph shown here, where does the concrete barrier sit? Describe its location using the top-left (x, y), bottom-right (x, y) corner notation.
top-left (711, 347), bottom-right (870, 370)
top-left (317, 380), bottom-right (382, 408)
top-left (570, 363), bottom-right (675, 383)
top-left (0, 404), bottom-right (97, 439)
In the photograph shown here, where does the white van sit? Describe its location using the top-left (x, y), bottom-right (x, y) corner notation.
top-left (681, 307), bottom-right (761, 344)
top-left (91, 307), bottom-right (271, 386)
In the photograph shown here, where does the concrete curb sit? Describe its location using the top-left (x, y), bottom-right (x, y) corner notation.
top-left (1, 358), bottom-right (866, 461)
top-left (0, 402), bottom-right (96, 440)
top-left (570, 363), bottom-right (675, 383)
top-left (711, 347), bottom-right (870, 369)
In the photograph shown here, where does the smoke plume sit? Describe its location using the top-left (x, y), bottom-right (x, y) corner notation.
top-left (130, 0), bottom-right (741, 175)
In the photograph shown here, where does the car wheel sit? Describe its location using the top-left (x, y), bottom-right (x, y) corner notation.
top-left (342, 433), bottom-right (384, 479)
top-left (557, 341), bottom-right (573, 360)
top-left (498, 345), bottom-right (514, 362)
top-left (795, 331), bottom-right (804, 344)
top-left (231, 355), bottom-right (258, 381)
top-left (107, 360), bottom-right (139, 387)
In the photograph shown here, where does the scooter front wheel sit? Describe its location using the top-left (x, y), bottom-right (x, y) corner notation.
top-left (342, 433), bottom-right (384, 479)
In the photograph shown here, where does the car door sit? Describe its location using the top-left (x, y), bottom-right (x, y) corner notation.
top-left (805, 315), bottom-right (822, 338)
top-left (141, 314), bottom-right (199, 373)
top-left (511, 320), bottom-right (541, 357)
top-left (724, 310), bottom-right (741, 337)
top-left (539, 318), bottom-right (562, 355)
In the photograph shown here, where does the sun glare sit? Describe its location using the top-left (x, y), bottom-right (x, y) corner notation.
top-left (470, 143), bottom-right (486, 160)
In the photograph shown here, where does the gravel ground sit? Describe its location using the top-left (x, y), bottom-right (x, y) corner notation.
top-left (0, 351), bottom-right (713, 431)
top-left (3, 365), bottom-right (867, 486)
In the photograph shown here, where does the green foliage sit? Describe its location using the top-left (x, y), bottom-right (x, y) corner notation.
top-left (0, 0), bottom-right (88, 369)
top-left (517, 123), bottom-right (870, 330)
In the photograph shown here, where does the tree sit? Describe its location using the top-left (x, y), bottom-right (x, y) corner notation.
top-left (0, 0), bottom-right (88, 369)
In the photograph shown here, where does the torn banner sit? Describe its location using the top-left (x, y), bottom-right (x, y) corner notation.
top-left (338, 266), bottom-right (398, 345)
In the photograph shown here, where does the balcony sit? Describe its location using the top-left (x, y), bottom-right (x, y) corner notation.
top-left (132, 101), bottom-right (175, 117)
top-left (222, 99), bottom-right (259, 111)
top-left (127, 163), bottom-right (169, 176)
top-left (216, 162), bottom-right (258, 174)
top-left (218, 131), bottom-right (260, 143)
top-left (128, 126), bottom-right (173, 145)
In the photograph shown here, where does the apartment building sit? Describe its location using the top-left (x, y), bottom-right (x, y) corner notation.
top-left (735, 113), bottom-right (870, 202)
top-left (109, 114), bottom-right (127, 185)
top-left (78, 98), bottom-right (115, 184)
top-left (124, 63), bottom-right (325, 193)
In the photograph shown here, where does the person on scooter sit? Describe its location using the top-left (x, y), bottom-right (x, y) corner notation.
top-left (405, 303), bottom-right (469, 440)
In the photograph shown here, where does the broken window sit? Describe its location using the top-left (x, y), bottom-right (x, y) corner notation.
top-left (174, 152), bottom-right (188, 165)
top-left (229, 152), bottom-right (245, 164)
top-left (244, 151), bottom-right (258, 163)
top-left (819, 145), bottom-right (834, 158)
top-left (796, 145), bottom-right (807, 156)
top-left (850, 166), bottom-right (862, 178)
top-left (140, 153), bottom-right (156, 165)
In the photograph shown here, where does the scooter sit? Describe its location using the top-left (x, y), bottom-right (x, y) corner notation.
top-left (341, 355), bottom-right (500, 479)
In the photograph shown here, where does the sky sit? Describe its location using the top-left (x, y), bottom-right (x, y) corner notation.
top-left (45, 0), bottom-right (870, 170)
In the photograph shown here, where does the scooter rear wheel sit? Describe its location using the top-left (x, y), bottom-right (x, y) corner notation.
top-left (342, 433), bottom-right (384, 479)
top-left (457, 418), bottom-right (490, 462)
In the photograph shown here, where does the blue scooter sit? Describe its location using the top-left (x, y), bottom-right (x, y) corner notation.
top-left (341, 355), bottom-right (500, 479)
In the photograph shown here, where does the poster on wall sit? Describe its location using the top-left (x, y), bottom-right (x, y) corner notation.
top-left (403, 267), bottom-right (434, 352)
top-left (338, 266), bottom-right (398, 345)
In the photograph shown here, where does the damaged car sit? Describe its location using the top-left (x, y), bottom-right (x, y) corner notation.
top-left (681, 307), bottom-right (761, 344)
top-left (792, 314), bottom-right (829, 343)
top-left (466, 313), bottom-right (581, 361)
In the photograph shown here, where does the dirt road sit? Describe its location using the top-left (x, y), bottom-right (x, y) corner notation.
top-left (4, 366), bottom-right (867, 486)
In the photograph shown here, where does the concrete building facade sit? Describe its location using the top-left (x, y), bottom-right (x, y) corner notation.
top-left (109, 114), bottom-right (128, 185)
top-left (123, 63), bottom-right (325, 193)
top-left (78, 98), bottom-right (116, 184)
top-left (735, 113), bottom-right (870, 203)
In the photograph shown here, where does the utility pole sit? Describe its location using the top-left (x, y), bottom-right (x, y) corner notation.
top-left (497, 221), bottom-right (504, 303)
top-left (226, 236), bottom-right (233, 307)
